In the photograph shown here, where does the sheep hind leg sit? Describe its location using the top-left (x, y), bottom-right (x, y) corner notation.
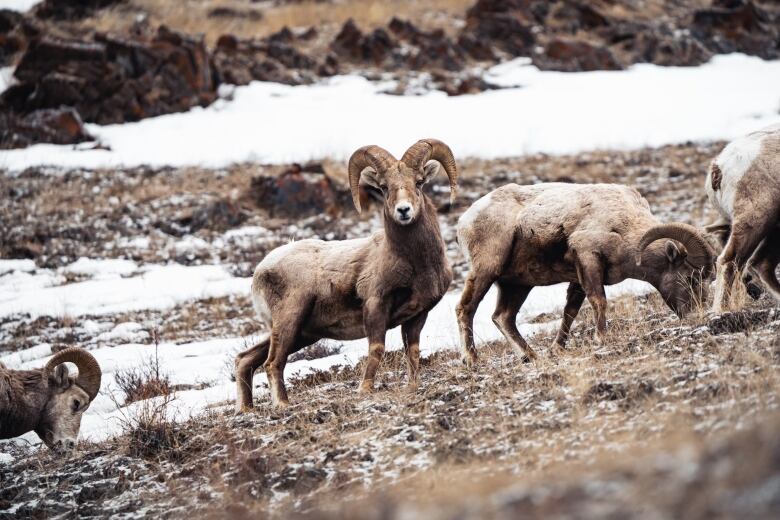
top-left (751, 228), bottom-right (780, 302)
top-left (264, 297), bottom-right (313, 408)
top-left (576, 254), bottom-right (608, 344)
top-left (456, 272), bottom-right (495, 368)
top-left (713, 216), bottom-right (777, 312)
top-left (492, 281), bottom-right (535, 362)
top-left (234, 334), bottom-right (271, 413)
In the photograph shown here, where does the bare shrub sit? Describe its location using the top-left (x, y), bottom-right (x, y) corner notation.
top-left (114, 330), bottom-right (172, 405)
top-left (124, 392), bottom-right (186, 460)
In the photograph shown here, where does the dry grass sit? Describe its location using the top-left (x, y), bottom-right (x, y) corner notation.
top-left (80, 0), bottom-right (475, 45)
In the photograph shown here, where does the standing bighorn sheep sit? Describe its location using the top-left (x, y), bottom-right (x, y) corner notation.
top-left (705, 124), bottom-right (780, 311)
top-left (0, 347), bottom-right (102, 450)
top-left (456, 183), bottom-right (714, 364)
top-left (235, 139), bottom-right (458, 410)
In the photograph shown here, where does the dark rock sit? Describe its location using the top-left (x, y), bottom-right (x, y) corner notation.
top-left (0, 25), bottom-right (217, 141)
top-left (0, 107), bottom-right (92, 149)
top-left (620, 26), bottom-right (713, 67)
top-left (331, 20), bottom-right (396, 65)
top-left (534, 38), bottom-right (623, 71)
top-left (34, 0), bottom-right (125, 20)
top-left (692, 0), bottom-right (780, 60)
top-left (463, 0), bottom-right (536, 57)
top-left (249, 164), bottom-right (350, 218)
top-left (208, 6), bottom-right (263, 21)
top-left (213, 34), bottom-right (319, 86)
top-left (707, 309), bottom-right (779, 335)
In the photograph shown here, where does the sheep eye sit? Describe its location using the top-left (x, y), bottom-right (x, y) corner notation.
top-left (379, 184), bottom-right (388, 192)
top-left (72, 399), bottom-right (81, 412)
top-left (415, 179), bottom-right (424, 188)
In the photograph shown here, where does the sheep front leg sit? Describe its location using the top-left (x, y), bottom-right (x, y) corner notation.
top-left (576, 255), bottom-right (608, 344)
top-left (360, 297), bottom-right (390, 394)
top-left (552, 283), bottom-right (586, 349)
top-left (402, 312), bottom-right (428, 391)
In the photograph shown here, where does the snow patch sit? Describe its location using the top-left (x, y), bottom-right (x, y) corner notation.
top-left (2, 54), bottom-right (779, 172)
top-left (0, 1), bottom-right (39, 12)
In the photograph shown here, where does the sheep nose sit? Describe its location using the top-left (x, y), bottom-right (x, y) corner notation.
top-left (65, 439), bottom-right (75, 450)
top-left (396, 204), bottom-right (411, 218)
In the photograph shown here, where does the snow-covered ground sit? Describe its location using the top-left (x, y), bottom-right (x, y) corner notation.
top-left (0, 258), bottom-right (653, 444)
top-left (2, 54), bottom-right (779, 172)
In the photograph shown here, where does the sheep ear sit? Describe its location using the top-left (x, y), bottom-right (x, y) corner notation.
top-left (49, 364), bottom-right (71, 390)
top-left (665, 241), bottom-right (685, 266)
top-left (359, 168), bottom-right (382, 190)
top-left (422, 160), bottom-right (440, 182)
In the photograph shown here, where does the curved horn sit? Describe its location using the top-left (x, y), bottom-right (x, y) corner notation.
top-left (347, 145), bottom-right (396, 213)
top-left (44, 347), bottom-right (102, 401)
top-left (637, 223), bottom-right (715, 270)
top-left (401, 138), bottom-right (459, 204)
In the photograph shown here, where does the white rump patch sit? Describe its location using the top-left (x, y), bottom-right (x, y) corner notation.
top-left (709, 125), bottom-right (774, 219)
top-left (457, 191), bottom-right (494, 264)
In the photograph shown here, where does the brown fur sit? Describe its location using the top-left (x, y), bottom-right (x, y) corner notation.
top-left (456, 183), bottom-right (710, 364)
top-left (0, 364), bottom-right (91, 449)
top-left (235, 149), bottom-right (455, 410)
top-left (710, 162), bottom-right (722, 191)
top-left (711, 131), bottom-right (780, 311)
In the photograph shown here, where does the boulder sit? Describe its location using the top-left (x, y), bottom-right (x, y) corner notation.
top-left (33, 0), bottom-right (125, 21)
top-left (692, 0), bottom-right (780, 60)
top-left (533, 38), bottom-right (623, 71)
top-left (0, 26), bottom-right (217, 125)
top-left (0, 107), bottom-right (92, 149)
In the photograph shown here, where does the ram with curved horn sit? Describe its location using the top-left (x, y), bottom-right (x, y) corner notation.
top-left (0, 347), bottom-right (102, 450)
top-left (235, 139), bottom-right (457, 411)
top-left (456, 183), bottom-right (713, 366)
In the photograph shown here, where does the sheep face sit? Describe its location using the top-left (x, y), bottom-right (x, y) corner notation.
top-left (655, 241), bottom-right (709, 317)
top-left (364, 161), bottom-right (440, 225)
top-left (35, 364), bottom-right (91, 451)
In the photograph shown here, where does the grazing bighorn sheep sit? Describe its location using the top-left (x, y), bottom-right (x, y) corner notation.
top-left (456, 183), bottom-right (714, 364)
top-left (0, 347), bottom-right (102, 450)
top-left (705, 124), bottom-right (780, 312)
top-left (235, 139), bottom-right (458, 410)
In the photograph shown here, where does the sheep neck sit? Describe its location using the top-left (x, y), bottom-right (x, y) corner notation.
top-left (382, 197), bottom-right (445, 267)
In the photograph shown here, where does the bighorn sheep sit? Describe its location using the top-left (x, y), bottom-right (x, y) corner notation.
top-left (235, 139), bottom-right (458, 410)
top-left (0, 347), bottom-right (102, 450)
top-left (456, 183), bottom-right (714, 364)
top-left (705, 124), bottom-right (780, 312)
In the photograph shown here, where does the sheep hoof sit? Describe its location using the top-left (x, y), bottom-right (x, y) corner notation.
top-left (461, 354), bottom-right (478, 369)
top-left (234, 404), bottom-right (253, 415)
top-left (358, 380), bottom-right (375, 394)
top-left (272, 399), bottom-right (290, 409)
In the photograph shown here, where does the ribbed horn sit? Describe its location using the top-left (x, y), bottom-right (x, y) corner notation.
top-left (347, 145), bottom-right (396, 213)
top-left (44, 347), bottom-right (102, 401)
top-left (637, 223), bottom-right (715, 271)
top-left (401, 138), bottom-right (459, 204)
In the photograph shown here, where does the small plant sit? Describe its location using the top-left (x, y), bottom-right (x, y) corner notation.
top-left (114, 329), bottom-right (171, 405)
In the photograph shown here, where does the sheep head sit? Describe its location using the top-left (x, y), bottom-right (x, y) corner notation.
top-left (35, 348), bottom-right (102, 451)
top-left (348, 139), bottom-right (458, 225)
top-left (637, 223), bottom-right (715, 316)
